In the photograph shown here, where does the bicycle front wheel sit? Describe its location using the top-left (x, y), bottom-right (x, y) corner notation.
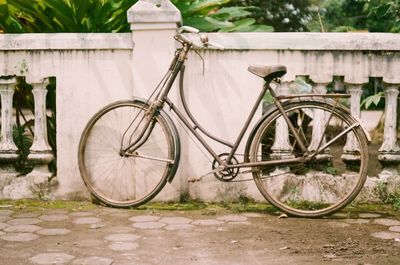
top-left (249, 100), bottom-right (368, 217)
top-left (78, 100), bottom-right (178, 208)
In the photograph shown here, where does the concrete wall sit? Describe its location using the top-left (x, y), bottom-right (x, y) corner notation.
top-left (0, 0), bottom-right (399, 202)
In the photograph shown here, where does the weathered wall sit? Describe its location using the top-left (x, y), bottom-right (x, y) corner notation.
top-left (0, 1), bottom-right (399, 202)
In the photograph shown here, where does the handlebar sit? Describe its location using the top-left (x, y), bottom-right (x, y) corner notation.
top-left (175, 26), bottom-right (225, 50)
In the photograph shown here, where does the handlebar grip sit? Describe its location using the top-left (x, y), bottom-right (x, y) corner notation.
top-left (176, 34), bottom-right (193, 45)
top-left (178, 26), bottom-right (200, 34)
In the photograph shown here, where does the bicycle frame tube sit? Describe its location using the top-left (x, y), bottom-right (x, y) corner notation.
top-left (165, 76), bottom-right (271, 166)
top-left (125, 42), bottom-right (312, 169)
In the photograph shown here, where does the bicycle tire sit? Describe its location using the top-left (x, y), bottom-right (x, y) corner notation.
top-left (78, 100), bottom-right (179, 208)
top-left (248, 100), bottom-right (368, 218)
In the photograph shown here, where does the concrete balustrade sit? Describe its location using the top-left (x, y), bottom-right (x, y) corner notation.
top-left (0, 0), bottom-right (398, 201)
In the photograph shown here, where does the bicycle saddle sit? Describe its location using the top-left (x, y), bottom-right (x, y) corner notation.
top-left (248, 65), bottom-right (287, 80)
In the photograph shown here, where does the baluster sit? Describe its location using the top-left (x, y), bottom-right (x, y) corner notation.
top-left (271, 82), bottom-right (294, 161)
top-left (0, 78), bottom-right (18, 182)
top-left (26, 77), bottom-right (54, 184)
top-left (342, 84), bottom-right (363, 167)
top-left (308, 83), bottom-right (331, 161)
top-left (378, 85), bottom-right (400, 178)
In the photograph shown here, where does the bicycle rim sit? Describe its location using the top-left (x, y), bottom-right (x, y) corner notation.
top-left (250, 101), bottom-right (368, 217)
top-left (78, 101), bottom-right (175, 207)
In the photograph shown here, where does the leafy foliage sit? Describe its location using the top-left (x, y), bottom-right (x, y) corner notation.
top-left (172, 0), bottom-right (273, 32)
top-left (361, 91), bottom-right (384, 110)
top-left (0, 0), bottom-right (136, 33)
top-left (312, 0), bottom-right (400, 33)
top-left (0, 0), bottom-right (272, 33)
top-left (229, 0), bottom-right (320, 32)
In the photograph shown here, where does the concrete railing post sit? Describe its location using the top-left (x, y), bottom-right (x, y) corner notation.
top-left (342, 84), bottom-right (363, 167)
top-left (0, 78), bottom-right (18, 185)
top-left (26, 77), bottom-right (54, 184)
top-left (378, 85), bottom-right (400, 178)
top-left (127, 0), bottom-right (181, 99)
top-left (127, 0), bottom-right (183, 200)
top-left (308, 82), bottom-right (331, 161)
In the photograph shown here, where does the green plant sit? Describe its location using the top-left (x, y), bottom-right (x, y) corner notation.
top-left (0, 0), bottom-right (136, 33)
top-left (375, 181), bottom-right (400, 210)
top-left (172, 0), bottom-right (273, 32)
top-left (230, 0), bottom-right (320, 32)
top-left (0, 0), bottom-right (273, 33)
top-left (361, 91), bottom-right (385, 109)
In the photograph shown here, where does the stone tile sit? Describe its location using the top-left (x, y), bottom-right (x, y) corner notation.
top-left (72, 256), bottom-right (114, 265)
top-left (330, 213), bottom-right (349, 218)
top-left (164, 224), bottom-right (194, 231)
top-left (47, 209), bottom-right (70, 215)
top-left (0, 232), bottom-right (39, 242)
top-left (0, 222), bottom-right (9, 230)
top-left (389, 226), bottom-right (400, 233)
top-left (104, 226), bottom-right (135, 233)
top-left (0, 216), bottom-right (10, 222)
top-left (74, 239), bottom-right (104, 247)
top-left (39, 214), bottom-right (69, 222)
top-left (4, 224), bottom-right (42, 233)
top-left (29, 252), bottom-right (75, 264)
top-left (108, 242), bottom-right (139, 251)
top-left (7, 218), bottom-right (42, 225)
top-left (217, 215), bottom-right (248, 222)
top-left (90, 223), bottom-right (105, 229)
top-left (242, 213), bottom-right (266, 218)
top-left (13, 212), bottom-right (41, 218)
top-left (371, 231), bottom-right (400, 240)
top-left (36, 228), bottom-right (71, 236)
top-left (132, 222), bottom-right (166, 229)
top-left (228, 221), bottom-right (251, 225)
top-left (0, 210), bottom-right (14, 216)
top-left (327, 221), bottom-right (350, 228)
top-left (70, 211), bottom-right (93, 217)
top-left (72, 217), bottom-right (102, 225)
top-left (104, 233), bottom-right (141, 242)
top-left (358, 213), bottom-right (381, 218)
top-left (159, 217), bottom-right (192, 225)
top-left (373, 218), bottom-right (400, 226)
top-left (344, 219), bottom-right (370, 224)
top-left (0, 231), bottom-right (4, 236)
top-left (191, 219), bottom-right (224, 226)
top-left (129, 215), bottom-right (160, 222)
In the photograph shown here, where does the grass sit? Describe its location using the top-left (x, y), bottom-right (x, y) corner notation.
top-left (0, 199), bottom-right (96, 212)
top-left (0, 199), bottom-right (398, 218)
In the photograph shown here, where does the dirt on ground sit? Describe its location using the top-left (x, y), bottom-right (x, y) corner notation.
top-left (0, 202), bottom-right (399, 265)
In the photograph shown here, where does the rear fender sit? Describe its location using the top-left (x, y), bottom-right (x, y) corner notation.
top-left (244, 98), bottom-right (371, 161)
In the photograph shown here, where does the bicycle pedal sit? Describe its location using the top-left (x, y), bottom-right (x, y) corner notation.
top-left (187, 177), bottom-right (201, 183)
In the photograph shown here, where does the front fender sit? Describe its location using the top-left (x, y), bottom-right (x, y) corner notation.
top-left (132, 98), bottom-right (181, 183)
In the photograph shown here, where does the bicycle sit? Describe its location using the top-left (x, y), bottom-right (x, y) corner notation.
top-left (78, 26), bottom-right (370, 218)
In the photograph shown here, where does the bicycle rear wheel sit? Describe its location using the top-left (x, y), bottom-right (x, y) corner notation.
top-left (249, 100), bottom-right (369, 217)
top-left (78, 100), bottom-right (178, 208)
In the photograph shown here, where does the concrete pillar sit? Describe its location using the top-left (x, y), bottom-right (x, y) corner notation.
top-left (378, 85), bottom-right (400, 178)
top-left (26, 77), bottom-right (54, 184)
top-left (342, 84), bottom-right (363, 166)
top-left (127, 0), bottom-right (181, 99)
top-left (271, 82), bottom-right (294, 160)
top-left (127, 0), bottom-right (184, 200)
top-left (308, 82), bottom-right (331, 161)
top-left (0, 78), bottom-right (18, 182)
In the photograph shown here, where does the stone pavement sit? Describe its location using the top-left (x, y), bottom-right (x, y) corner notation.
top-left (0, 203), bottom-right (400, 265)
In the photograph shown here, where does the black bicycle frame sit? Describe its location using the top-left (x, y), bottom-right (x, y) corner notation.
top-left (152, 50), bottom-right (306, 168)
top-left (125, 44), bottom-right (344, 169)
